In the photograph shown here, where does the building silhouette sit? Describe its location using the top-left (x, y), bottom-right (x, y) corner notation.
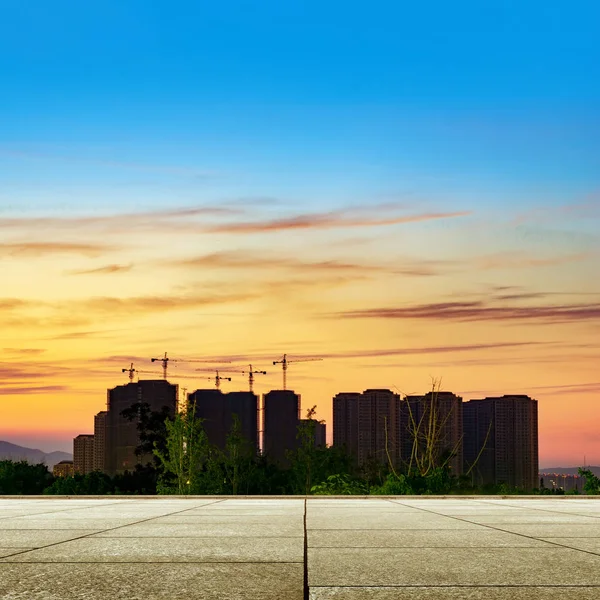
top-left (402, 391), bottom-right (464, 475)
top-left (73, 434), bottom-right (95, 475)
top-left (299, 419), bottom-right (326, 447)
top-left (187, 389), bottom-right (259, 452)
top-left (94, 411), bottom-right (107, 472)
top-left (263, 390), bottom-right (301, 465)
top-left (463, 395), bottom-right (538, 489)
top-left (333, 389), bottom-right (402, 468)
top-left (53, 460), bottom-right (74, 478)
top-left (105, 380), bottom-right (178, 476)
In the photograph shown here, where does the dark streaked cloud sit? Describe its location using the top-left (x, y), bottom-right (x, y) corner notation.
top-left (336, 300), bottom-right (600, 323)
top-left (2, 348), bottom-right (46, 356)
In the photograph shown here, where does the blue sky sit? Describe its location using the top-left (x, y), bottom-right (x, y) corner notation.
top-left (1, 0), bottom-right (599, 215)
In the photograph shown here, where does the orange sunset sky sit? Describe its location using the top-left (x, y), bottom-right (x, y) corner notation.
top-left (1, 2), bottom-right (600, 467)
top-left (2, 196), bottom-right (600, 467)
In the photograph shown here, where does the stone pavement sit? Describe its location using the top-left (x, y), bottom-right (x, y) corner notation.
top-left (1, 497), bottom-right (600, 599)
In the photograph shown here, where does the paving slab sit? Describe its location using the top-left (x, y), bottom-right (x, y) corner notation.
top-left (308, 529), bottom-right (555, 548)
top-left (0, 562), bottom-right (304, 600)
top-left (0, 529), bottom-right (101, 546)
top-left (1, 536), bottom-right (303, 563)
top-left (308, 547), bottom-right (600, 587)
top-left (94, 522), bottom-right (303, 537)
top-left (0, 548), bottom-right (32, 558)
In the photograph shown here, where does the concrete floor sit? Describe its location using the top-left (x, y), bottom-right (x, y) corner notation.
top-left (1, 497), bottom-right (600, 599)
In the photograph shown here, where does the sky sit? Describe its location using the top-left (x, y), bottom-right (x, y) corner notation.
top-left (1, 1), bottom-right (599, 467)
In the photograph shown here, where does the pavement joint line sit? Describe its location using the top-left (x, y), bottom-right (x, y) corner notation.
top-left (309, 584), bottom-right (600, 588)
top-left (386, 499), bottom-right (600, 560)
top-left (471, 498), bottom-right (600, 520)
top-left (0, 499), bottom-right (227, 559)
top-left (303, 498), bottom-right (309, 600)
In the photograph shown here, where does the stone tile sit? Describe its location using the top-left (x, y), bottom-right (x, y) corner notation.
top-left (491, 524), bottom-right (600, 537)
top-left (0, 529), bottom-right (100, 546)
top-left (307, 515), bottom-right (484, 530)
top-left (94, 522), bottom-right (304, 537)
top-left (308, 529), bottom-right (554, 548)
top-left (538, 538), bottom-right (600, 553)
top-left (150, 515), bottom-right (305, 526)
top-left (0, 518), bottom-right (141, 529)
top-left (461, 515), bottom-right (600, 524)
top-left (309, 587), bottom-right (600, 599)
top-left (0, 548), bottom-right (32, 558)
top-left (0, 562), bottom-right (303, 600)
top-left (2, 536), bottom-right (303, 563)
top-left (308, 547), bottom-right (600, 587)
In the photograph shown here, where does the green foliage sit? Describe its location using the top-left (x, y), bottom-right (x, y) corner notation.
top-left (311, 474), bottom-right (369, 495)
top-left (578, 468), bottom-right (600, 494)
top-left (370, 473), bottom-right (414, 495)
top-left (44, 471), bottom-right (113, 495)
top-left (153, 407), bottom-right (210, 494)
top-left (0, 460), bottom-right (54, 494)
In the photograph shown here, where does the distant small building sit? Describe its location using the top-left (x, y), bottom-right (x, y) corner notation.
top-left (53, 460), bottom-right (74, 478)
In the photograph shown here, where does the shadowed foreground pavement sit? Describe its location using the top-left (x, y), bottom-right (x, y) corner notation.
top-left (2, 497), bottom-right (600, 599)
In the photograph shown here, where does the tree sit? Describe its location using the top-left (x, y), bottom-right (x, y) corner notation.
top-left (153, 400), bottom-right (210, 494)
top-left (0, 460), bottom-right (54, 494)
top-left (578, 468), bottom-right (600, 495)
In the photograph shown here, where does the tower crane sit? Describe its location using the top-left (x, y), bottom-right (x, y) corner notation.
top-left (241, 364), bottom-right (267, 393)
top-left (272, 354), bottom-right (323, 390)
top-left (150, 352), bottom-right (231, 380)
top-left (202, 370), bottom-right (232, 390)
top-left (121, 363), bottom-right (162, 382)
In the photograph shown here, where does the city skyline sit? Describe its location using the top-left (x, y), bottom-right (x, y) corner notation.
top-left (1, 2), bottom-right (599, 468)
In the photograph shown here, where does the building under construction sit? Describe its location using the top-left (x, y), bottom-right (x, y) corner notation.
top-left (187, 389), bottom-right (259, 453)
top-left (103, 380), bottom-right (178, 476)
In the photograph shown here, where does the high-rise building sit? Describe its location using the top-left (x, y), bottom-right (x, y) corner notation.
top-left (263, 390), bottom-right (301, 465)
top-left (463, 395), bottom-right (538, 490)
top-left (402, 391), bottom-right (463, 475)
top-left (299, 419), bottom-right (326, 447)
top-left (73, 434), bottom-right (95, 475)
top-left (94, 411), bottom-right (107, 473)
top-left (333, 389), bottom-right (402, 468)
top-left (333, 392), bottom-right (362, 460)
top-left (187, 389), bottom-right (259, 452)
top-left (105, 380), bottom-right (178, 476)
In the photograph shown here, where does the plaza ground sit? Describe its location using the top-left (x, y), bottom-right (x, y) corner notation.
top-left (1, 496), bottom-right (600, 598)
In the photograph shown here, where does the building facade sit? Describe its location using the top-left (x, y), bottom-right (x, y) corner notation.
top-left (53, 460), bottom-right (74, 478)
top-left (263, 390), bottom-right (301, 465)
top-left (463, 395), bottom-right (538, 490)
top-left (187, 389), bottom-right (259, 452)
top-left (73, 434), bottom-right (95, 475)
top-left (93, 411), bottom-right (107, 473)
top-left (402, 391), bottom-right (464, 475)
top-left (105, 380), bottom-right (178, 476)
top-left (333, 389), bottom-right (402, 468)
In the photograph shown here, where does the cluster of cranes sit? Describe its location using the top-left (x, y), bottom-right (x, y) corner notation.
top-left (121, 352), bottom-right (323, 393)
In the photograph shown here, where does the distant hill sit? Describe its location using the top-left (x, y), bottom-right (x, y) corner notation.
top-left (0, 441), bottom-right (72, 469)
top-left (540, 466), bottom-right (600, 477)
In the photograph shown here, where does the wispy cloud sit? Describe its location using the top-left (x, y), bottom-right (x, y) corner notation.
top-left (204, 209), bottom-right (472, 234)
top-left (0, 385), bottom-right (69, 394)
top-left (169, 251), bottom-right (448, 277)
top-left (0, 242), bottom-right (118, 257)
top-left (335, 300), bottom-right (600, 324)
top-left (68, 264), bottom-right (133, 276)
top-left (475, 251), bottom-right (593, 270)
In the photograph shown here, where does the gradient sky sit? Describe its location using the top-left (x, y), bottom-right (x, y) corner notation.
top-left (1, 1), bottom-right (599, 467)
